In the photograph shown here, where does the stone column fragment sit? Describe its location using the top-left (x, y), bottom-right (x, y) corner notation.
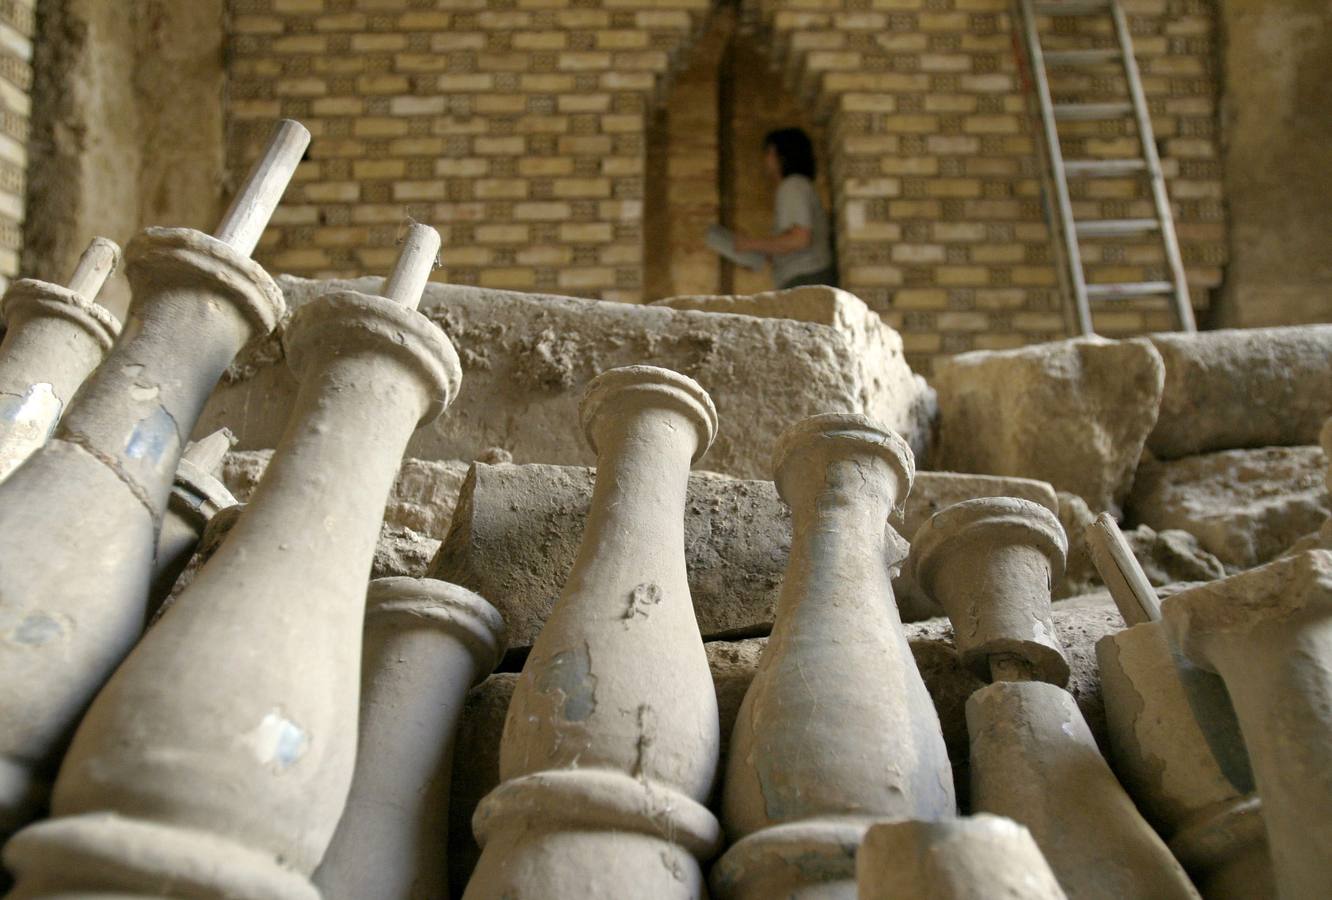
top-left (314, 577), bottom-right (505, 900)
top-left (0, 120), bottom-right (306, 844)
top-left (147, 428), bottom-right (237, 614)
top-left (1161, 550), bottom-right (1332, 900)
top-left (3, 224), bottom-right (460, 898)
top-left (465, 366), bottom-right (722, 900)
top-left (1097, 622), bottom-right (1272, 898)
top-left (911, 498), bottom-right (1199, 900)
top-left (857, 814), bottom-right (1066, 900)
top-left (0, 237), bottom-right (121, 480)
top-left (713, 413), bottom-right (954, 900)
top-left (910, 497), bottom-right (1070, 686)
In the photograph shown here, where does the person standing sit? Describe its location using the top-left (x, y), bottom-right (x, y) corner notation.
top-left (733, 128), bottom-right (837, 289)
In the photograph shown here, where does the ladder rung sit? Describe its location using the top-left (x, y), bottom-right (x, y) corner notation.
top-left (1064, 159), bottom-right (1147, 177)
top-left (1075, 218), bottom-right (1160, 238)
top-left (1054, 102), bottom-right (1134, 121)
top-left (1034, 1), bottom-right (1111, 15)
top-left (1085, 281), bottom-right (1173, 300)
top-left (1044, 48), bottom-right (1120, 66)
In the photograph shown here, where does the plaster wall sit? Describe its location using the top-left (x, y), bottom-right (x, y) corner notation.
top-left (1215, 0), bottom-right (1332, 327)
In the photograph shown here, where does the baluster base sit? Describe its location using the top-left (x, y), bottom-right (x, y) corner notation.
top-left (466, 769), bottom-right (719, 900)
top-left (5, 813), bottom-right (317, 899)
top-left (710, 818), bottom-right (885, 900)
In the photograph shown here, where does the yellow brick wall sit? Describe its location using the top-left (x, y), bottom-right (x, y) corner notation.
top-left (227, 0), bottom-right (1226, 373)
top-left (0, 0), bottom-right (34, 289)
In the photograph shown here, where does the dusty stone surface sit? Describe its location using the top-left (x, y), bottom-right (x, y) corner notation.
top-left (468, 367), bottom-right (720, 899)
top-left (931, 336), bottom-right (1165, 515)
top-left (713, 415), bottom-right (950, 900)
top-left (1128, 445), bottom-right (1329, 571)
top-left (858, 815), bottom-right (1067, 900)
top-left (652, 285), bottom-right (936, 460)
top-left (433, 462), bottom-right (1064, 648)
top-left (967, 681), bottom-right (1201, 900)
top-left (314, 578), bottom-right (504, 900)
top-left (1059, 491), bottom-right (1225, 598)
top-left (198, 276), bottom-right (930, 481)
top-left (444, 595), bottom-right (1130, 891)
top-left (1162, 551), bottom-right (1332, 900)
top-left (4, 282), bottom-right (455, 895)
top-left (1146, 326), bottom-right (1332, 458)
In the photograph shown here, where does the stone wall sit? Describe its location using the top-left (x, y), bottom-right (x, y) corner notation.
top-left (227, 0), bottom-right (1227, 373)
top-left (1213, 0), bottom-right (1332, 328)
top-left (0, 0), bottom-right (34, 291)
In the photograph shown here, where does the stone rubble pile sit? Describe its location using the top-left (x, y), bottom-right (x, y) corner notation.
top-left (0, 118), bottom-right (1327, 899)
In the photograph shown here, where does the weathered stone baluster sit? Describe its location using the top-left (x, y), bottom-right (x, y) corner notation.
top-left (147, 427), bottom-right (237, 614)
top-left (911, 498), bottom-right (1199, 900)
top-left (713, 413), bottom-right (954, 900)
top-left (0, 119), bottom-right (306, 843)
top-left (1090, 513), bottom-right (1273, 898)
top-left (314, 576), bottom-right (505, 900)
top-left (3, 223), bottom-right (459, 898)
top-left (1161, 550), bottom-right (1332, 900)
top-left (465, 365), bottom-right (721, 900)
top-left (857, 814), bottom-right (1067, 900)
top-left (0, 237), bottom-right (121, 481)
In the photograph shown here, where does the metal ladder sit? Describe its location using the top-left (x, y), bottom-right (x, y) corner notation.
top-left (1012, 0), bottom-right (1195, 335)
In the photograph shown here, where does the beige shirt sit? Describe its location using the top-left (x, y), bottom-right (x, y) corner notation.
top-left (771, 174), bottom-right (833, 287)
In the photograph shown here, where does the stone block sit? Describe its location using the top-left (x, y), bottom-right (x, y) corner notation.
top-left (652, 285), bottom-right (936, 459)
top-left (429, 462), bottom-right (1062, 649)
top-left (1147, 326), bottom-right (1332, 459)
top-left (1128, 445), bottom-right (1330, 571)
top-left (932, 336), bottom-right (1165, 515)
top-left (197, 277), bottom-right (933, 480)
top-left (445, 594), bottom-right (1129, 892)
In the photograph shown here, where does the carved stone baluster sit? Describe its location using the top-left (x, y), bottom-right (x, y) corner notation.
top-left (3, 224), bottom-right (459, 898)
top-left (1091, 514), bottom-right (1273, 898)
top-left (857, 814), bottom-right (1066, 900)
top-left (1161, 550), bottom-right (1332, 900)
top-left (0, 237), bottom-right (121, 481)
top-left (465, 365), bottom-right (721, 900)
top-left (0, 120), bottom-right (306, 843)
top-left (147, 428), bottom-right (237, 614)
top-left (314, 576), bottom-right (505, 900)
top-left (713, 413), bottom-right (954, 900)
top-left (911, 498), bottom-right (1199, 900)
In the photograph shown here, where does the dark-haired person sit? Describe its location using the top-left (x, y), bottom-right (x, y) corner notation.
top-left (733, 127), bottom-right (837, 289)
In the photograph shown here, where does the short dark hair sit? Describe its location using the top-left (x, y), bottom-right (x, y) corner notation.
top-left (763, 127), bottom-right (816, 179)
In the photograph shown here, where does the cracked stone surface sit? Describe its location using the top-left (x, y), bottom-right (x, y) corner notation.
top-left (1128, 445), bottom-right (1330, 571)
top-left (197, 277), bottom-right (934, 480)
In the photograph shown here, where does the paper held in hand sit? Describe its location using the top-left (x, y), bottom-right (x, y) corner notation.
top-left (705, 224), bottom-right (767, 271)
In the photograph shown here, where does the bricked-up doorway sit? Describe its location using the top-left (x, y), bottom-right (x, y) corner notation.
top-left (643, 5), bottom-right (830, 302)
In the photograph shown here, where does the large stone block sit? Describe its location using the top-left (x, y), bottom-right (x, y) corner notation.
top-left (430, 462), bottom-right (1061, 649)
top-left (445, 594), bottom-right (1129, 893)
top-left (197, 278), bottom-right (933, 479)
top-left (932, 336), bottom-right (1165, 515)
top-left (1128, 445), bottom-right (1330, 571)
top-left (1147, 326), bottom-right (1332, 459)
top-left (653, 285), bottom-right (937, 459)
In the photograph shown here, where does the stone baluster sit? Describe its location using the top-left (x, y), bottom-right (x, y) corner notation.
top-left (147, 428), bottom-right (237, 614)
top-left (1321, 418), bottom-right (1331, 549)
top-left (910, 498), bottom-right (1199, 900)
top-left (0, 237), bottom-right (121, 481)
top-left (0, 119), bottom-right (306, 843)
top-left (1089, 514), bottom-right (1273, 898)
top-left (465, 365), bottom-right (722, 900)
top-left (712, 413), bottom-right (954, 900)
top-left (857, 814), bottom-right (1066, 900)
top-left (314, 576), bottom-right (505, 900)
top-left (1161, 550), bottom-right (1332, 900)
top-left (3, 223), bottom-right (460, 898)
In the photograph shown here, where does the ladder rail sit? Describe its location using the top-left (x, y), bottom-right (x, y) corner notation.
top-left (1016, 0), bottom-right (1094, 336)
top-left (1110, 1), bottom-right (1196, 331)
